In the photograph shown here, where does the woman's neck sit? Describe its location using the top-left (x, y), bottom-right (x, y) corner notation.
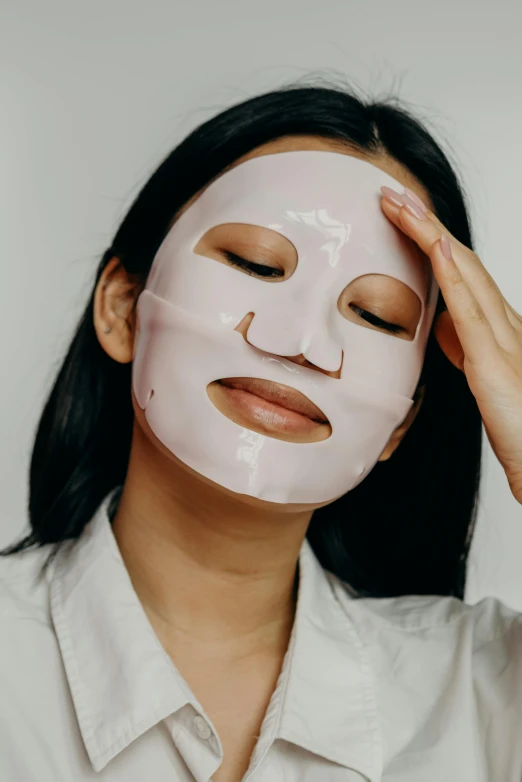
top-left (111, 423), bottom-right (312, 659)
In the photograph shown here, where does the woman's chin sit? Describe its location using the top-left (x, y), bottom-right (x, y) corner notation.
top-left (130, 388), bottom-right (328, 514)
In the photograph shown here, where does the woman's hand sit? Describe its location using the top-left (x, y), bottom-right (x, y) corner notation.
top-left (380, 186), bottom-right (522, 505)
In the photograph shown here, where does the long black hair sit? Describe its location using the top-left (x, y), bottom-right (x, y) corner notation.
top-left (2, 82), bottom-right (482, 599)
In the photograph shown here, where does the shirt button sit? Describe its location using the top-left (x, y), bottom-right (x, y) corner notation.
top-left (193, 715), bottom-right (212, 740)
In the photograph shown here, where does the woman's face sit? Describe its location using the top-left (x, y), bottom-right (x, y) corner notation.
top-left (95, 135), bottom-right (435, 510)
top-left (181, 135), bottom-right (433, 446)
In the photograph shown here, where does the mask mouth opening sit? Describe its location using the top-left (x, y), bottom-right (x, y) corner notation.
top-left (206, 377), bottom-right (332, 444)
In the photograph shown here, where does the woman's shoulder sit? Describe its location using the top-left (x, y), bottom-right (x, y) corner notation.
top-left (0, 544), bottom-right (63, 708)
top-left (326, 570), bottom-right (522, 729)
top-left (325, 568), bottom-right (522, 644)
top-left (321, 573), bottom-right (522, 770)
top-left (0, 544), bottom-right (54, 626)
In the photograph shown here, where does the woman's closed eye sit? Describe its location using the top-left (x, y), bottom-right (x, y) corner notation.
top-left (193, 224), bottom-right (298, 280)
top-left (349, 304), bottom-right (406, 335)
top-left (222, 251), bottom-right (285, 279)
top-left (338, 275), bottom-right (421, 341)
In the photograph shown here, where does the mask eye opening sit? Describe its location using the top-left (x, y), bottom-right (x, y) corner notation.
top-left (338, 273), bottom-right (422, 342)
top-left (192, 223), bottom-right (298, 283)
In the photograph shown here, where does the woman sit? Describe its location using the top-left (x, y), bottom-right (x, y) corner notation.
top-left (1, 84), bottom-right (521, 782)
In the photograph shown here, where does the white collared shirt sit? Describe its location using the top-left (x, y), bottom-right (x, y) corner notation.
top-left (1, 491), bottom-right (522, 781)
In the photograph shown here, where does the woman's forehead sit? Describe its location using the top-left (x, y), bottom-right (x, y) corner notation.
top-left (173, 138), bottom-right (433, 236)
top-left (230, 135), bottom-right (434, 213)
top-left (190, 151), bottom-right (425, 243)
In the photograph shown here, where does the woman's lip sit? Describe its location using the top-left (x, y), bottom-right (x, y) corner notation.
top-left (217, 378), bottom-right (329, 424)
top-left (216, 384), bottom-right (329, 436)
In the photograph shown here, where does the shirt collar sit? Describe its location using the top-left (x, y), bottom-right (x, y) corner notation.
top-left (274, 535), bottom-right (381, 779)
top-left (49, 491), bottom-right (380, 779)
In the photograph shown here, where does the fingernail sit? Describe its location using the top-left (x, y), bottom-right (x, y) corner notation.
top-left (404, 188), bottom-right (428, 213)
top-left (440, 233), bottom-right (453, 260)
top-left (381, 186), bottom-right (427, 219)
top-left (402, 194), bottom-right (427, 220)
top-left (380, 185), bottom-right (404, 207)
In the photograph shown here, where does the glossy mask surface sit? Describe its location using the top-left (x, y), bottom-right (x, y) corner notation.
top-left (132, 151), bottom-right (439, 503)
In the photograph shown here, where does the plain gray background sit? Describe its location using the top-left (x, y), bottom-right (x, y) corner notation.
top-left (1, 0), bottom-right (521, 607)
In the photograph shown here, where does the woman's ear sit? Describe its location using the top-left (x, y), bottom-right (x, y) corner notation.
top-left (377, 384), bottom-right (426, 461)
top-left (434, 310), bottom-right (465, 371)
top-left (93, 257), bottom-right (141, 364)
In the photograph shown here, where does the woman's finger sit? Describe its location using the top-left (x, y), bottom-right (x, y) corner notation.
top-left (421, 203), bottom-right (522, 335)
top-left (504, 297), bottom-right (522, 330)
top-left (429, 235), bottom-right (499, 368)
top-left (380, 193), bottom-right (516, 345)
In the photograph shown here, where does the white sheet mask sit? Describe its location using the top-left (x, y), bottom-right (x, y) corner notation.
top-left (132, 151), bottom-right (439, 504)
